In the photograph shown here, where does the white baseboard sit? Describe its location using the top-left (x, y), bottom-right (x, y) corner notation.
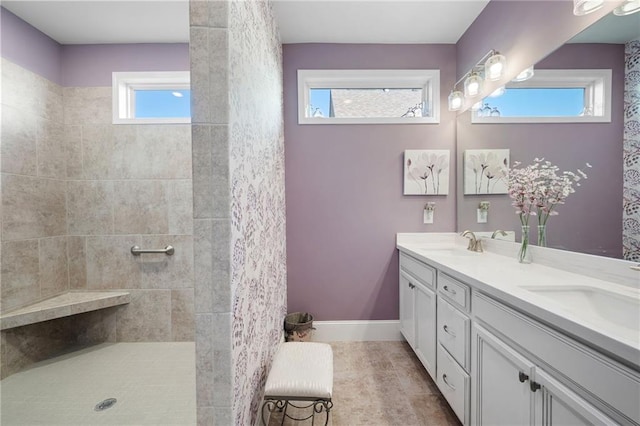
top-left (311, 320), bottom-right (402, 342)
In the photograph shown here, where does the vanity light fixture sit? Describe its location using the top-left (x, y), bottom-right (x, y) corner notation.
top-left (484, 52), bottom-right (507, 81)
top-left (573, 0), bottom-right (604, 15)
top-left (464, 72), bottom-right (483, 97)
top-left (613, 0), bottom-right (640, 15)
top-left (447, 49), bottom-right (507, 112)
top-left (448, 90), bottom-right (464, 111)
top-left (512, 66), bottom-right (535, 82)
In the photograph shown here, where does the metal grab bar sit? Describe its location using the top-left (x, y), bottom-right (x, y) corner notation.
top-left (130, 245), bottom-right (175, 256)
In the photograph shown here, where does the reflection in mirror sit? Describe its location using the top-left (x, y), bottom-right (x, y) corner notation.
top-left (456, 10), bottom-right (640, 260)
top-left (0, 2), bottom-right (195, 423)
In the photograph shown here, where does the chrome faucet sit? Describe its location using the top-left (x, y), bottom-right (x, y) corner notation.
top-left (461, 230), bottom-right (483, 252)
top-left (491, 230), bottom-right (508, 239)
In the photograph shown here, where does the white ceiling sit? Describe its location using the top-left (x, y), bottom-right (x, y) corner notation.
top-left (3, 0), bottom-right (637, 46)
top-left (2, 1), bottom-right (190, 44)
top-left (2, 0), bottom-right (489, 45)
top-left (271, 0), bottom-right (491, 44)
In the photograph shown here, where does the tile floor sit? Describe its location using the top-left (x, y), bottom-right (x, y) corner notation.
top-left (0, 342), bottom-right (196, 425)
top-left (1, 340), bottom-right (459, 426)
top-left (268, 341), bottom-right (461, 426)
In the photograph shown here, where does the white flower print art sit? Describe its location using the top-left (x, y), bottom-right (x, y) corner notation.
top-left (404, 150), bottom-right (450, 195)
top-left (464, 149), bottom-right (510, 195)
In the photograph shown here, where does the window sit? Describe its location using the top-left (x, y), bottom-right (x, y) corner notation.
top-left (112, 71), bottom-right (191, 124)
top-left (472, 69), bottom-right (611, 124)
top-left (298, 69), bottom-right (440, 124)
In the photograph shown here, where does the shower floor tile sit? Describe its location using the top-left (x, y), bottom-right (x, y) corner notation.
top-left (0, 342), bottom-right (196, 425)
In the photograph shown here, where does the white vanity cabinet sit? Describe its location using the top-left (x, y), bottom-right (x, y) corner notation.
top-left (399, 253), bottom-right (437, 380)
top-left (397, 246), bottom-right (640, 426)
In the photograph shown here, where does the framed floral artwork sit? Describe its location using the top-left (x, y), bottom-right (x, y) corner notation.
top-left (464, 149), bottom-right (510, 195)
top-left (404, 150), bottom-right (450, 195)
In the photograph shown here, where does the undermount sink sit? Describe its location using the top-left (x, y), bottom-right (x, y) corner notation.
top-left (523, 286), bottom-right (640, 332)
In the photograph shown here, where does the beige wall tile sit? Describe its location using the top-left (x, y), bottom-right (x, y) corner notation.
top-left (81, 124), bottom-right (136, 179)
top-left (67, 236), bottom-right (87, 290)
top-left (140, 235), bottom-right (194, 289)
top-left (73, 308), bottom-right (117, 344)
top-left (115, 290), bottom-right (172, 341)
top-left (172, 289), bottom-right (195, 341)
top-left (63, 87), bottom-right (112, 125)
top-left (190, 0), bottom-right (228, 28)
top-left (112, 180), bottom-right (168, 234)
top-left (190, 28), bottom-right (211, 124)
top-left (67, 180), bottom-right (114, 235)
top-left (208, 29), bottom-right (229, 124)
top-left (37, 120), bottom-right (66, 179)
top-left (64, 125), bottom-right (83, 178)
top-left (135, 125), bottom-right (192, 179)
top-left (85, 236), bottom-right (141, 290)
top-left (39, 237), bottom-right (69, 299)
top-left (192, 125), bottom-right (230, 219)
top-left (1, 240), bottom-right (39, 313)
top-left (195, 314), bottom-right (214, 406)
top-left (168, 180), bottom-right (194, 235)
top-left (2, 174), bottom-right (67, 240)
top-left (1, 105), bottom-right (38, 175)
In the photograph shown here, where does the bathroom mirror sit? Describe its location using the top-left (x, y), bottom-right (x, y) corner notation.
top-left (456, 10), bottom-right (640, 259)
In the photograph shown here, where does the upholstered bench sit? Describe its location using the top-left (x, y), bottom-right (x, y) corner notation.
top-left (261, 342), bottom-right (334, 425)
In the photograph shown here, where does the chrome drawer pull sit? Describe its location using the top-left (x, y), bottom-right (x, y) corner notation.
top-left (443, 324), bottom-right (457, 338)
top-left (442, 374), bottom-right (456, 390)
top-left (443, 285), bottom-right (457, 295)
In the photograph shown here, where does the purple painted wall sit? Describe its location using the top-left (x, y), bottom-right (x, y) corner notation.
top-left (457, 43), bottom-right (625, 257)
top-left (61, 44), bottom-right (189, 87)
top-left (1, 7), bottom-right (188, 87)
top-left (455, 1), bottom-right (618, 110)
top-left (284, 44), bottom-right (457, 321)
top-left (1, 7), bottom-right (62, 85)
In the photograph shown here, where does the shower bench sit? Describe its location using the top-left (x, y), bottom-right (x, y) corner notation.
top-left (261, 342), bottom-right (334, 426)
top-left (0, 291), bottom-right (130, 330)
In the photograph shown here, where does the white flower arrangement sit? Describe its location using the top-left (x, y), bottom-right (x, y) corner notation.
top-left (508, 158), bottom-right (591, 227)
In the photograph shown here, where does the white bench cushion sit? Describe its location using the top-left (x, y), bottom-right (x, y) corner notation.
top-left (264, 342), bottom-right (333, 399)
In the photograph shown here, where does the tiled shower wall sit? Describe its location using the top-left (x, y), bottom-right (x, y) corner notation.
top-left (190, 0), bottom-right (286, 424)
top-left (1, 58), bottom-right (194, 378)
top-left (623, 38), bottom-right (640, 261)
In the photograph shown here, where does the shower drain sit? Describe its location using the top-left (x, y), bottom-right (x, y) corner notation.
top-left (94, 398), bottom-right (117, 412)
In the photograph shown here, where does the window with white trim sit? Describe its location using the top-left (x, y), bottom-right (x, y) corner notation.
top-left (112, 71), bottom-right (191, 124)
top-left (472, 69), bottom-right (611, 123)
top-left (297, 69), bottom-right (440, 124)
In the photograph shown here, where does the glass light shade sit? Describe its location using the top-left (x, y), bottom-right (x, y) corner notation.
top-left (512, 66), bottom-right (534, 82)
top-left (573, 0), bottom-right (604, 15)
top-left (464, 73), bottom-right (483, 97)
top-left (489, 86), bottom-right (506, 98)
top-left (613, 0), bottom-right (640, 15)
top-left (448, 90), bottom-right (464, 111)
top-left (484, 53), bottom-right (506, 81)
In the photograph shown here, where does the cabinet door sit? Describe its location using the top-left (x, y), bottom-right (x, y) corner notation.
top-left (399, 271), bottom-right (415, 347)
top-left (534, 369), bottom-right (618, 426)
top-left (414, 282), bottom-right (436, 379)
top-left (472, 323), bottom-right (536, 426)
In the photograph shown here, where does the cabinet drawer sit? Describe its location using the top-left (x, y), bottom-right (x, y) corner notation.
top-left (437, 343), bottom-right (470, 425)
top-left (400, 252), bottom-right (435, 288)
top-left (437, 296), bottom-right (470, 370)
top-left (438, 273), bottom-right (470, 311)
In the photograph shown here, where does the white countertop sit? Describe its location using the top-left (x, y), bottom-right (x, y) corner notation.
top-left (397, 233), bottom-right (640, 370)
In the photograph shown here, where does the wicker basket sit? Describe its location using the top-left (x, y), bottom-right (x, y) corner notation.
top-left (284, 312), bottom-right (314, 342)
